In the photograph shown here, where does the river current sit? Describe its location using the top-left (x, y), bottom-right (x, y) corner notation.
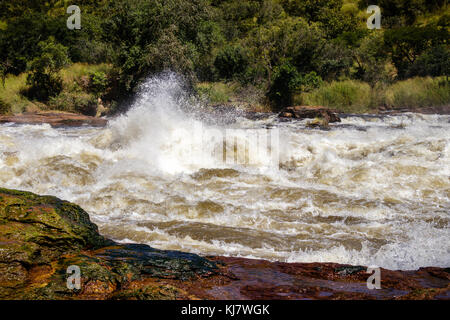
top-left (1, 74), bottom-right (449, 270)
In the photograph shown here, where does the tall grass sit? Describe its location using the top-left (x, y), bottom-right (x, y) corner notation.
top-left (383, 77), bottom-right (449, 109)
top-left (195, 81), bottom-right (270, 111)
top-left (196, 82), bottom-right (233, 104)
top-left (0, 73), bottom-right (35, 113)
top-left (301, 80), bottom-right (372, 113)
top-left (301, 77), bottom-right (449, 113)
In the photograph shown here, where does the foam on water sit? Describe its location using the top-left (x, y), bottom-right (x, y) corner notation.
top-left (0, 74), bottom-right (449, 270)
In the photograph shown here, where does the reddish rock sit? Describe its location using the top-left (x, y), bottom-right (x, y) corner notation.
top-left (174, 257), bottom-right (449, 300)
top-left (0, 111), bottom-right (107, 127)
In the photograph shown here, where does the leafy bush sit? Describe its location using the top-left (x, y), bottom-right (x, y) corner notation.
top-left (48, 91), bottom-right (97, 115)
top-left (268, 61), bottom-right (324, 109)
top-left (268, 62), bottom-right (302, 109)
top-left (26, 37), bottom-right (70, 101)
top-left (0, 97), bottom-right (12, 114)
top-left (214, 45), bottom-right (249, 80)
top-left (89, 71), bottom-right (109, 97)
top-left (406, 45), bottom-right (450, 78)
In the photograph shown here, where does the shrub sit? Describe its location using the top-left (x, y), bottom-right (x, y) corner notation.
top-left (268, 62), bottom-right (302, 109)
top-left (383, 77), bottom-right (450, 109)
top-left (0, 97), bottom-right (12, 114)
top-left (384, 25), bottom-right (448, 79)
top-left (48, 91), bottom-right (97, 115)
top-left (25, 72), bottom-right (63, 102)
top-left (406, 45), bottom-right (450, 78)
top-left (89, 71), bottom-right (109, 97)
top-left (214, 45), bottom-right (249, 80)
top-left (26, 37), bottom-right (70, 101)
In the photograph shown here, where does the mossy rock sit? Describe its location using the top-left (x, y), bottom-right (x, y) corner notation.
top-left (0, 188), bottom-right (217, 299)
top-left (0, 188), bottom-right (110, 265)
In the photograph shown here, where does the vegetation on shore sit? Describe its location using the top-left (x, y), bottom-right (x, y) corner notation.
top-left (0, 0), bottom-right (449, 115)
top-left (0, 63), bottom-right (112, 114)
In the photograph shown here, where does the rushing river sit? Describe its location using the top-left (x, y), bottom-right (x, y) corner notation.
top-left (1, 75), bottom-right (449, 270)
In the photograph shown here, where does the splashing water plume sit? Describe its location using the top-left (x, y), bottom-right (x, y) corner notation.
top-left (0, 73), bottom-right (449, 270)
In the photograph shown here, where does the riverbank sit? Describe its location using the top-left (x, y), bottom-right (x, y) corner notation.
top-left (0, 103), bottom-right (449, 130)
top-left (196, 77), bottom-right (450, 115)
top-left (0, 111), bottom-right (107, 127)
top-left (0, 188), bottom-right (448, 300)
top-left (1, 63), bottom-right (449, 118)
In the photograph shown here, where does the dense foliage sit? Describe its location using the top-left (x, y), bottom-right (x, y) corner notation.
top-left (0, 0), bottom-right (448, 110)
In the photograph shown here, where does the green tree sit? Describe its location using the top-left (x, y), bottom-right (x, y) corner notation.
top-left (358, 0), bottom-right (430, 27)
top-left (384, 25), bottom-right (448, 78)
top-left (101, 0), bottom-right (215, 93)
top-left (353, 31), bottom-right (393, 86)
top-left (214, 45), bottom-right (249, 79)
top-left (406, 45), bottom-right (450, 78)
top-left (281, 0), bottom-right (357, 38)
top-left (267, 62), bottom-right (301, 109)
top-left (26, 37), bottom-right (70, 101)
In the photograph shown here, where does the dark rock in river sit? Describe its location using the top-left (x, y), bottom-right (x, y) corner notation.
top-left (279, 106), bottom-right (341, 124)
top-left (0, 188), bottom-right (448, 300)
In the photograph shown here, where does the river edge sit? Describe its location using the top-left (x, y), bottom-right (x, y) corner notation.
top-left (0, 103), bottom-right (449, 128)
top-left (0, 187), bottom-right (448, 300)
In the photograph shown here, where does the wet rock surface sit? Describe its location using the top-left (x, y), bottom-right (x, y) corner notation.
top-left (0, 111), bottom-right (107, 127)
top-left (0, 188), bottom-right (448, 300)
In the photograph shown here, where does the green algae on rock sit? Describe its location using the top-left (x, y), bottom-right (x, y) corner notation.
top-left (0, 187), bottom-right (110, 264)
top-left (0, 188), bottom-right (217, 299)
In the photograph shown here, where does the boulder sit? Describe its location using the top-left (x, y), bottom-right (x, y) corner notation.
top-left (0, 188), bottom-right (110, 265)
top-left (279, 106), bottom-right (341, 123)
top-left (0, 188), bottom-right (217, 299)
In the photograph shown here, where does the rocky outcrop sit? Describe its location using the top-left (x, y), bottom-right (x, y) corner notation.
top-left (0, 188), bottom-right (216, 299)
top-left (0, 111), bottom-right (107, 127)
top-left (279, 106), bottom-right (341, 125)
top-left (0, 188), bottom-right (448, 300)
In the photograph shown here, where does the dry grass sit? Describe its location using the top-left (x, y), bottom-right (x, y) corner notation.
top-left (301, 80), bottom-right (373, 113)
top-left (0, 63), bottom-right (112, 114)
top-left (299, 77), bottom-right (449, 113)
top-left (0, 73), bottom-right (36, 113)
top-left (383, 77), bottom-right (450, 109)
